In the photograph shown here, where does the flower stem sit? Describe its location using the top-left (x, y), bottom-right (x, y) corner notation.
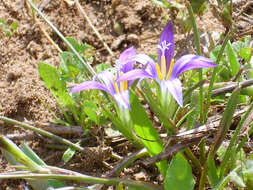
top-left (187, 2), bottom-right (204, 124)
top-left (0, 116), bottom-right (87, 154)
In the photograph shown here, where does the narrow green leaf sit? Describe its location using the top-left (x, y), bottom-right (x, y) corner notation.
top-left (21, 142), bottom-right (46, 166)
top-left (227, 41), bottom-right (240, 77)
top-left (210, 87), bottom-right (241, 158)
top-left (213, 166), bottom-right (241, 190)
top-left (21, 143), bottom-right (65, 188)
top-left (130, 90), bottom-right (167, 176)
top-left (219, 103), bottom-right (253, 178)
top-left (207, 157), bottom-right (219, 188)
top-left (186, 91), bottom-right (200, 129)
top-left (0, 136), bottom-right (45, 172)
top-left (164, 153), bottom-right (195, 190)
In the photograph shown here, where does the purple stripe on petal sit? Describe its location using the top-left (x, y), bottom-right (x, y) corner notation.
top-left (158, 22), bottom-right (174, 67)
top-left (171, 54), bottom-right (217, 78)
top-left (113, 90), bottom-right (130, 109)
top-left (162, 79), bottom-right (183, 107)
top-left (69, 81), bottom-right (111, 94)
top-left (116, 69), bottom-right (154, 82)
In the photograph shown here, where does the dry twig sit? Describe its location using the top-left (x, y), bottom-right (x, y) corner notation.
top-left (73, 0), bottom-right (114, 56)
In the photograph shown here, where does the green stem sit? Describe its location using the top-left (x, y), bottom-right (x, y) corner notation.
top-left (27, 0), bottom-right (96, 77)
top-left (199, 139), bottom-right (206, 165)
top-left (110, 148), bottom-right (148, 177)
top-left (187, 2), bottom-right (204, 124)
top-left (204, 32), bottom-right (231, 122)
top-left (0, 116), bottom-right (87, 154)
top-left (185, 148), bottom-right (202, 173)
top-left (0, 173), bottom-right (161, 190)
top-left (199, 163), bottom-right (207, 190)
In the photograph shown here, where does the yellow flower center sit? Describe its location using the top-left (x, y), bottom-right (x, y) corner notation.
top-left (113, 72), bottom-right (128, 93)
top-left (156, 58), bottom-right (175, 80)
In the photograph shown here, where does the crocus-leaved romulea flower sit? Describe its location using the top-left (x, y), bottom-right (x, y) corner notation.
top-left (69, 47), bottom-right (137, 110)
top-left (117, 22), bottom-right (217, 107)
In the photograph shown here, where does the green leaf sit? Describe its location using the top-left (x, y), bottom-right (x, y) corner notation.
top-left (230, 171), bottom-right (245, 187)
top-left (164, 153), bottom-right (195, 190)
top-left (96, 63), bottom-right (111, 73)
top-left (62, 142), bottom-right (80, 164)
top-left (190, 0), bottom-right (206, 15)
top-left (38, 62), bottom-right (79, 124)
top-left (227, 41), bottom-right (240, 77)
top-left (66, 37), bottom-right (85, 54)
top-left (82, 101), bottom-right (98, 124)
top-left (239, 47), bottom-right (252, 62)
top-left (103, 107), bottom-right (140, 147)
top-left (60, 52), bottom-right (80, 78)
top-left (130, 90), bottom-right (167, 176)
top-left (142, 81), bottom-right (175, 134)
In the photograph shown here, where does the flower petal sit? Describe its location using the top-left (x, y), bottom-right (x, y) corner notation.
top-left (158, 22), bottom-right (174, 67)
top-left (118, 46), bottom-right (136, 73)
top-left (119, 46), bottom-right (136, 63)
top-left (69, 81), bottom-right (111, 94)
top-left (116, 69), bottom-right (154, 82)
top-left (93, 70), bottom-right (115, 93)
top-left (161, 78), bottom-right (183, 107)
top-left (113, 90), bottom-right (130, 110)
top-left (134, 54), bottom-right (158, 78)
top-left (172, 54), bottom-right (217, 78)
top-left (134, 54), bottom-right (155, 65)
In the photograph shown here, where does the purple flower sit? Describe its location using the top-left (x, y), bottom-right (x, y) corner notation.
top-left (69, 47), bottom-right (137, 110)
top-left (117, 22), bottom-right (217, 107)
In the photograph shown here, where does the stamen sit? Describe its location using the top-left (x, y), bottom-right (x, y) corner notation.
top-left (121, 81), bottom-right (128, 91)
top-left (166, 59), bottom-right (175, 80)
top-left (160, 55), bottom-right (167, 79)
top-left (156, 63), bottom-right (163, 80)
top-left (113, 79), bottom-right (120, 93)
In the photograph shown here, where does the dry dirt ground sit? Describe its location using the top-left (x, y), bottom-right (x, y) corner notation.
top-left (0, 0), bottom-right (251, 189)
